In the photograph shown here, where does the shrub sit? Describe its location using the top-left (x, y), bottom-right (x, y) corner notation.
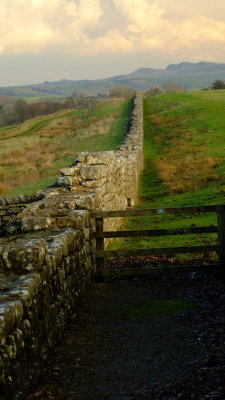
top-left (109, 85), bottom-right (135, 99)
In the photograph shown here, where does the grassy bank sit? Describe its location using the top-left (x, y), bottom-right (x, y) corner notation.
top-left (110, 90), bottom-right (225, 260)
top-left (0, 98), bottom-right (131, 195)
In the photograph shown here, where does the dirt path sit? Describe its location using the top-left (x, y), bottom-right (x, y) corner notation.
top-left (27, 271), bottom-right (225, 400)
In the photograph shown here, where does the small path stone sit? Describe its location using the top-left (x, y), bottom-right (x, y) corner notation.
top-left (27, 271), bottom-right (225, 400)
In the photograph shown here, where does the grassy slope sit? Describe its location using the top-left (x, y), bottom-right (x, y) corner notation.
top-left (0, 99), bottom-right (131, 195)
top-left (110, 90), bottom-right (225, 259)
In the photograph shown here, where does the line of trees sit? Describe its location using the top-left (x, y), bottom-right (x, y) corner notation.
top-left (0, 84), bottom-right (141, 127)
top-left (0, 97), bottom-right (76, 126)
top-left (0, 96), bottom-right (98, 127)
top-left (0, 85), bottom-right (137, 127)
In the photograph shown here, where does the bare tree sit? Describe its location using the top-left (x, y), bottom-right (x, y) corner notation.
top-left (162, 81), bottom-right (184, 93)
top-left (109, 85), bottom-right (135, 98)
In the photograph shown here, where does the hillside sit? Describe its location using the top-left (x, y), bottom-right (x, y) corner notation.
top-left (0, 98), bottom-right (131, 196)
top-left (110, 89), bottom-right (225, 259)
top-left (1, 62), bottom-right (225, 99)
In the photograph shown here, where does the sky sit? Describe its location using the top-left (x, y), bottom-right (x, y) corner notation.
top-left (1, 0), bottom-right (225, 86)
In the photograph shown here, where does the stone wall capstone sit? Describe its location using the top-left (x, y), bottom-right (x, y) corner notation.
top-left (0, 93), bottom-right (143, 400)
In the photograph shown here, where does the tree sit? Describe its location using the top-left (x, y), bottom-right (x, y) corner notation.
top-left (145, 88), bottom-right (161, 97)
top-left (63, 97), bottom-right (76, 109)
top-left (162, 80), bottom-right (184, 93)
top-left (109, 85), bottom-right (135, 98)
top-left (211, 80), bottom-right (225, 90)
top-left (14, 99), bottom-right (28, 123)
top-left (0, 103), bottom-right (16, 126)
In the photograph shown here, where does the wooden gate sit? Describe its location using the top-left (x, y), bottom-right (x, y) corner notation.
top-left (90, 205), bottom-right (225, 277)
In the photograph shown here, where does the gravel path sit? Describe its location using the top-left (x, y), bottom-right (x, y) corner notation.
top-left (27, 271), bottom-right (225, 400)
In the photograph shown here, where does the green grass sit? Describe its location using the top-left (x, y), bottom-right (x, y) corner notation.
top-left (118, 299), bottom-right (197, 319)
top-left (1, 99), bottom-right (132, 196)
top-left (109, 90), bottom-right (225, 259)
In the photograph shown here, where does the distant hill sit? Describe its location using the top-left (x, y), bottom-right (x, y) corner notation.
top-left (167, 61), bottom-right (225, 73)
top-left (1, 61), bottom-right (225, 99)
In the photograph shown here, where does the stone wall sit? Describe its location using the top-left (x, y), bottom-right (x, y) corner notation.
top-left (0, 94), bottom-right (143, 400)
top-left (0, 194), bottom-right (44, 236)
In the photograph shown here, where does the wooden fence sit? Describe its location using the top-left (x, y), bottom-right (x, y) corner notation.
top-left (90, 205), bottom-right (225, 277)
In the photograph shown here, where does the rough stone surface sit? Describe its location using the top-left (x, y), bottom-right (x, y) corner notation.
top-left (0, 94), bottom-right (143, 400)
top-left (0, 193), bottom-right (45, 236)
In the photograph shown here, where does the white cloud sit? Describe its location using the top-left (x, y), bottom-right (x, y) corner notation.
top-left (0, 0), bottom-right (103, 54)
top-left (113, 0), bottom-right (165, 31)
top-left (0, 0), bottom-right (225, 62)
top-left (176, 17), bottom-right (225, 47)
top-left (112, 0), bottom-right (225, 57)
top-left (84, 30), bottom-right (133, 55)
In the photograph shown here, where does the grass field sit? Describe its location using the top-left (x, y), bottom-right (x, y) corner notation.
top-left (0, 98), bottom-right (131, 196)
top-left (110, 89), bottom-right (225, 260)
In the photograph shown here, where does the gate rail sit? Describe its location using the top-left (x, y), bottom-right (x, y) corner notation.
top-left (90, 205), bottom-right (225, 276)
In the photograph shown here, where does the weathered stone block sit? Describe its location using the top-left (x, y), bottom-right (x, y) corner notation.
top-left (0, 300), bottom-right (23, 338)
top-left (21, 216), bottom-right (55, 232)
top-left (56, 176), bottom-right (80, 187)
top-left (10, 207), bottom-right (21, 214)
top-left (0, 198), bottom-right (6, 206)
top-left (80, 165), bottom-right (107, 180)
top-left (0, 239), bottom-right (46, 271)
top-left (56, 214), bottom-right (79, 228)
top-left (45, 229), bottom-right (83, 270)
top-left (80, 179), bottom-right (105, 189)
top-left (74, 152), bottom-right (88, 162)
top-left (59, 200), bottom-right (77, 211)
top-left (74, 193), bottom-right (98, 210)
top-left (86, 151), bottom-right (114, 165)
top-left (60, 167), bottom-right (79, 177)
top-left (2, 216), bottom-right (11, 222)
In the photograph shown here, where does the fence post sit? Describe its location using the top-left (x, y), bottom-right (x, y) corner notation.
top-left (217, 205), bottom-right (225, 273)
top-left (95, 217), bottom-right (104, 277)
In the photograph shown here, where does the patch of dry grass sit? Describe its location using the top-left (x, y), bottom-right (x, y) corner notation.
top-left (155, 156), bottom-right (220, 193)
top-left (38, 116), bottom-right (79, 138)
top-left (81, 116), bottom-right (115, 138)
top-left (0, 183), bottom-right (10, 195)
top-left (0, 141), bottom-right (56, 193)
top-left (150, 114), bottom-right (221, 193)
top-left (13, 165), bottom-right (40, 187)
top-left (37, 113), bottom-right (115, 139)
top-left (0, 142), bottom-right (55, 168)
top-left (0, 109), bottom-right (74, 139)
top-left (0, 167), bottom-right (9, 194)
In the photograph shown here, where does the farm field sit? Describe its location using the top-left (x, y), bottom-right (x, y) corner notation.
top-left (110, 89), bottom-right (225, 259)
top-left (0, 98), bottom-right (131, 196)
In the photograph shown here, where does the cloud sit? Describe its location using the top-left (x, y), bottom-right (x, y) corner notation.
top-left (176, 17), bottom-right (225, 47)
top-left (0, 0), bottom-right (103, 54)
top-left (111, 0), bottom-right (225, 58)
top-left (0, 0), bottom-right (225, 62)
top-left (113, 0), bottom-right (165, 31)
top-left (83, 30), bottom-right (133, 55)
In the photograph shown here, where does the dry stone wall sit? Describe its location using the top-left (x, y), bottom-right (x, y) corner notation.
top-left (0, 194), bottom-right (44, 236)
top-left (0, 94), bottom-right (143, 400)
